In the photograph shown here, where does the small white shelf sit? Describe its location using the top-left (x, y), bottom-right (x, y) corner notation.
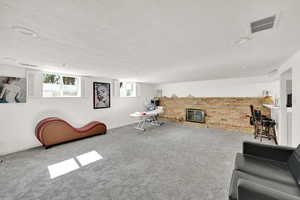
top-left (263, 104), bottom-right (292, 112)
top-left (263, 104), bottom-right (280, 109)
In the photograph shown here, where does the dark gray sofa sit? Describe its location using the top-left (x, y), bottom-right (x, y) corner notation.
top-left (229, 141), bottom-right (300, 200)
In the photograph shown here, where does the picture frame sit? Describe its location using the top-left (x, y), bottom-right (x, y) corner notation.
top-left (0, 76), bottom-right (27, 103)
top-left (93, 82), bottom-right (110, 109)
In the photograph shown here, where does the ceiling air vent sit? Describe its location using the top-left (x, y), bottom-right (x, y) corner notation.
top-left (251, 15), bottom-right (276, 34)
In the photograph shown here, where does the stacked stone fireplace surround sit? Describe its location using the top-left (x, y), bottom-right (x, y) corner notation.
top-left (159, 97), bottom-right (270, 134)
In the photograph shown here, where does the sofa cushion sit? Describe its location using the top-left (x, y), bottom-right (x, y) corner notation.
top-left (288, 145), bottom-right (300, 187)
top-left (229, 170), bottom-right (300, 200)
top-left (235, 153), bottom-right (295, 185)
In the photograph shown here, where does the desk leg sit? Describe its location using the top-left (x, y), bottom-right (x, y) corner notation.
top-left (150, 116), bottom-right (162, 126)
top-left (135, 119), bottom-right (146, 131)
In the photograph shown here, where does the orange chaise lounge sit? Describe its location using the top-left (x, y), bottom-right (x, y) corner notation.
top-left (35, 117), bottom-right (107, 148)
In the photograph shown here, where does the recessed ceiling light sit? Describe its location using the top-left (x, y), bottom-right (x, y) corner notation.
top-left (234, 36), bottom-right (252, 45)
top-left (11, 25), bottom-right (39, 38)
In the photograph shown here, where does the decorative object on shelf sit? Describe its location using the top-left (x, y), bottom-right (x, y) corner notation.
top-left (262, 90), bottom-right (274, 105)
top-left (0, 76), bottom-right (26, 103)
top-left (35, 117), bottom-right (107, 148)
top-left (93, 82), bottom-right (110, 109)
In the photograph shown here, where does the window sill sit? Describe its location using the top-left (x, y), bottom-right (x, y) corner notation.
top-left (120, 96), bottom-right (137, 98)
top-left (42, 96), bottom-right (82, 99)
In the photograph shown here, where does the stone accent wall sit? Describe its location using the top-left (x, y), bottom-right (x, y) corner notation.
top-left (159, 97), bottom-right (270, 134)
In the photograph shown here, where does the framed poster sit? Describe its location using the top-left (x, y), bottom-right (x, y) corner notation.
top-left (93, 82), bottom-right (110, 109)
top-left (0, 76), bottom-right (27, 103)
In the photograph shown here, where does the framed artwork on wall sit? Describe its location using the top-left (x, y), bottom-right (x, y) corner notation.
top-left (0, 76), bottom-right (27, 103)
top-left (93, 82), bottom-right (110, 109)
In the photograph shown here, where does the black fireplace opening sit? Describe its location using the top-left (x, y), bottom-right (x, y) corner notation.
top-left (186, 108), bottom-right (205, 123)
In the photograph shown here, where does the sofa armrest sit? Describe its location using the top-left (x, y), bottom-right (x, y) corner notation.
top-left (243, 141), bottom-right (295, 162)
top-left (238, 179), bottom-right (300, 200)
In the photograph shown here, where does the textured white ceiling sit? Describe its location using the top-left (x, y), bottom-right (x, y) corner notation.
top-left (0, 0), bottom-right (299, 83)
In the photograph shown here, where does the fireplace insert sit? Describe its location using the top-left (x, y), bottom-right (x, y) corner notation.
top-left (186, 108), bottom-right (205, 123)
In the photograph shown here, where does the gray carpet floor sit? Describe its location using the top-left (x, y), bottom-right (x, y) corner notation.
top-left (0, 123), bottom-right (261, 200)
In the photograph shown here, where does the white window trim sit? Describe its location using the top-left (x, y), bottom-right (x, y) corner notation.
top-left (42, 72), bottom-right (81, 98)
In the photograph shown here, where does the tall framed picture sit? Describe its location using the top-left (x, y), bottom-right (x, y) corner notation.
top-left (93, 82), bottom-right (110, 109)
top-left (0, 76), bottom-right (27, 103)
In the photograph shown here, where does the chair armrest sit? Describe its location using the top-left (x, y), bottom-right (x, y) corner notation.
top-left (243, 141), bottom-right (295, 162)
top-left (238, 179), bottom-right (300, 200)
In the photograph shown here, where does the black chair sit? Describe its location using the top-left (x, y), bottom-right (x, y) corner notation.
top-left (249, 105), bottom-right (255, 126)
top-left (249, 105), bottom-right (262, 139)
top-left (229, 141), bottom-right (300, 200)
top-left (249, 105), bottom-right (278, 145)
top-left (262, 119), bottom-right (278, 144)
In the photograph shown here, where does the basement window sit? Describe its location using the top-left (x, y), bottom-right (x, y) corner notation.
top-left (120, 82), bottom-right (136, 97)
top-left (42, 73), bottom-right (81, 97)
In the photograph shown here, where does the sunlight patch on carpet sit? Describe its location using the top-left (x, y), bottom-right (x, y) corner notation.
top-left (76, 150), bottom-right (103, 166)
top-left (48, 158), bottom-right (80, 179)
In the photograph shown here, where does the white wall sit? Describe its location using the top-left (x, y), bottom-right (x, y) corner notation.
top-left (287, 80), bottom-right (292, 94)
top-left (288, 51), bottom-right (300, 147)
top-left (292, 60), bottom-right (300, 147)
top-left (157, 76), bottom-right (280, 98)
top-left (0, 65), bottom-right (155, 155)
top-left (277, 50), bottom-right (300, 147)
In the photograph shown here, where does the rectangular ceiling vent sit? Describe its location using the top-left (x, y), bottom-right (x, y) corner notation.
top-left (251, 15), bottom-right (276, 34)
